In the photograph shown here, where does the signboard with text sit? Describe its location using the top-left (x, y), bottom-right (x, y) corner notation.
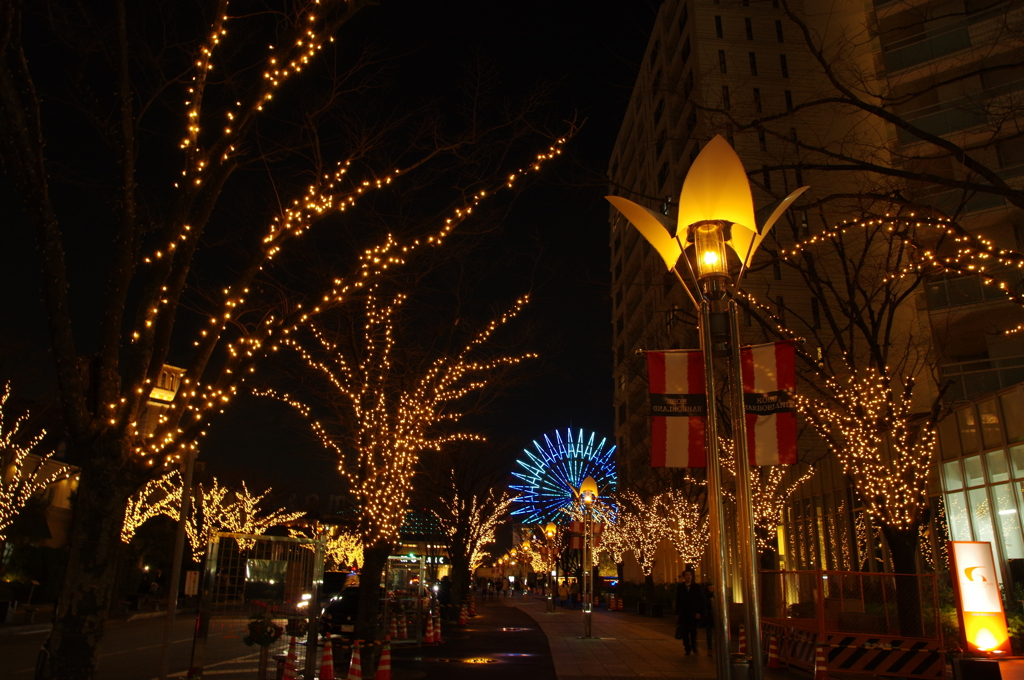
top-left (948, 541), bottom-right (1011, 655)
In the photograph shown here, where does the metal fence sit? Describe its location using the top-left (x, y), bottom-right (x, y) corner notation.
top-left (760, 569), bottom-right (941, 639)
top-left (189, 532), bottom-right (325, 679)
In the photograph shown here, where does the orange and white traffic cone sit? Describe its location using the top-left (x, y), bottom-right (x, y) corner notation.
top-left (320, 636), bottom-right (335, 680)
top-left (468, 597), bottom-right (476, 617)
top-left (284, 636), bottom-right (298, 680)
top-left (424, 612), bottom-right (436, 644)
top-left (814, 643), bottom-right (829, 680)
top-left (767, 634), bottom-right (783, 669)
top-left (434, 611), bottom-right (444, 643)
top-left (375, 639), bottom-right (392, 680)
top-left (388, 616), bottom-right (398, 641)
top-left (458, 604), bottom-right (468, 626)
top-left (739, 625), bottom-right (746, 655)
top-left (397, 614), bottom-right (408, 640)
top-left (347, 640), bottom-right (363, 680)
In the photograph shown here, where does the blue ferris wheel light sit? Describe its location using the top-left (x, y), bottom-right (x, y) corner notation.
top-left (510, 427), bottom-right (617, 525)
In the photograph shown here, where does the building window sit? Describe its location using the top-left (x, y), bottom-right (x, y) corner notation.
top-left (715, 15), bottom-right (723, 38)
top-left (800, 210), bottom-right (809, 236)
top-left (785, 90), bottom-right (793, 111)
top-left (719, 50), bottom-right (727, 73)
top-left (722, 85), bottom-right (731, 110)
top-left (745, 17), bottom-right (753, 40)
top-left (780, 54), bottom-right (789, 77)
top-left (758, 129), bottom-right (767, 151)
top-left (749, 52), bottom-right (758, 75)
top-left (681, 36), bottom-right (692, 64)
top-left (776, 20), bottom-right (784, 42)
top-left (656, 130), bottom-right (667, 156)
top-left (753, 87), bottom-right (762, 113)
top-left (763, 166), bottom-right (772, 190)
top-left (811, 298), bottom-right (820, 328)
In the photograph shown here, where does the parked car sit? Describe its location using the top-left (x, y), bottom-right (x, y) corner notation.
top-left (320, 587), bottom-right (359, 638)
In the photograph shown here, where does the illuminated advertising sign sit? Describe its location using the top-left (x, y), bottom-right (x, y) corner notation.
top-left (948, 541), bottom-right (1011, 655)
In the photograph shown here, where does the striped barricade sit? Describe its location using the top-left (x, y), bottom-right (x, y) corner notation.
top-left (825, 635), bottom-right (944, 679)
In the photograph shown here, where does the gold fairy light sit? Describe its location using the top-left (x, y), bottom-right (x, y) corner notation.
top-left (432, 480), bottom-right (512, 572)
top-left (656, 490), bottom-right (709, 564)
top-left (184, 477), bottom-right (304, 556)
top-left (0, 382), bottom-right (64, 541)
top-left (601, 491), bottom-right (667, 576)
top-left (258, 286), bottom-right (533, 549)
top-left (121, 470), bottom-right (182, 543)
top-left (796, 367), bottom-right (935, 530)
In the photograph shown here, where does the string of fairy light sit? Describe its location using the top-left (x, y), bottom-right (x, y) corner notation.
top-left (432, 483), bottom-right (512, 571)
top-left (656, 489), bottom-right (709, 564)
top-left (717, 438), bottom-right (815, 552)
top-left (0, 383), bottom-right (67, 541)
top-left (119, 473), bottom-right (303, 557)
top-left (601, 491), bottom-right (666, 576)
top-left (129, 133), bottom-right (569, 470)
top-left (796, 367), bottom-right (935, 529)
top-left (84, 0), bottom-right (573, 470)
top-left (258, 286), bottom-right (534, 546)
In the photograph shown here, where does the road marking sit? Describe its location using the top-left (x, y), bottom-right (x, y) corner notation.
top-left (100, 637), bottom-right (191, 656)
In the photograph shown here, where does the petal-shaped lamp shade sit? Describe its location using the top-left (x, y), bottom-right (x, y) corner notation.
top-left (677, 135), bottom-right (756, 238)
top-left (606, 195), bottom-right (682, 271)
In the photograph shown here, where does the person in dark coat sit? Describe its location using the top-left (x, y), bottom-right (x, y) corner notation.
top-left (675, 570), bottom-right (706, 656)
top-left (703, 581), bottom-right (715, 655)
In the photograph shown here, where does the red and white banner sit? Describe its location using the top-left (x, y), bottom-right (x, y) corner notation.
top-left (740, 340), bottom-right (797, 465)
top-left (647, 350), bottom-right (707, 468)
top-left (569, 521), bottom-right (604, 550)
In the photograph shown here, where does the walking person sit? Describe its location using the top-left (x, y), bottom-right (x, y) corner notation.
top-left (569, 579), bottom-right (580, 609)
top-left (703, 581), bottom-right (715, 655)
top-left (675, 570), bottom-right (706, 656)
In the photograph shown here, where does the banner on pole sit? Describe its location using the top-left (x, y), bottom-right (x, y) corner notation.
top-left (647, 350), bottom-right (707, 468)
top-left (568, 521), bottom-right (604, 549)
top-left (740, 340), bottom-right (797, 465)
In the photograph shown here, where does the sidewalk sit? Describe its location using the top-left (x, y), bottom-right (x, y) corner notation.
top-left (508, 594), bottom-right (801, 679)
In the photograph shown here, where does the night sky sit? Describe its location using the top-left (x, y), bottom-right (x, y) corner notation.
top-left (0, 2), bottom-right (659, 501)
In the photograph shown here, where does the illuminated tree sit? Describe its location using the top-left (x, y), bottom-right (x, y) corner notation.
top-left (184, 478), bottom-right (304, 557)
top-left (227, 482), bottom-right (306, 551)
top-left (0, 382), bottom-right (61, 541)
top-left (602, 491), bottom-right (667, 579)
top-left (120, 470), bottom-right (181, 544)
top-left (433, 476), bottom-right (512, 601)
top-left (656, 489), bottom-right (708, 567)
top-left (260, 285), bottom-right (532, 637)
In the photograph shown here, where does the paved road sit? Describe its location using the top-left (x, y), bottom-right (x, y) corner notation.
top-left (0, 614), bottom-right (278, 680)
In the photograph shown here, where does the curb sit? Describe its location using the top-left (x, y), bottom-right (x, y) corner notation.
top-left (0, 623), bottom-right (51, 637)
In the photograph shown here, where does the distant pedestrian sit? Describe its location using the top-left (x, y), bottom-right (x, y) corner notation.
top-left (675, 570), bottom-right (706, 656)
top-left (559, 581), bottom-right (569, 607)
top-left (569, 580), bottom-right (580, 609)
top-left (703, 582), bottom-right (715, 655)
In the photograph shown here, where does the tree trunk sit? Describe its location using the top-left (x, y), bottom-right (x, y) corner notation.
top-left (448, 552), bottom-right (470, 612)
top-left (48, 439), bottom-right (142, 680)
top-left (356, 540), bottom-right (390, 646)
top-left (881, 525), bottom-right (923, 638)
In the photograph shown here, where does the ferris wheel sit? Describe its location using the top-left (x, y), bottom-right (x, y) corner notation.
top-left (510, 427), bottom-right (617, 525)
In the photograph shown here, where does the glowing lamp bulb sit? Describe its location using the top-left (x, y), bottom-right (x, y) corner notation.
top-left (702, 250), bottom-right (719, 267)
top-left (974, 627), bottom-right (1000, 651)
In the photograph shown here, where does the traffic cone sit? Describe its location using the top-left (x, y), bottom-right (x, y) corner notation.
top-left (347, 640), bottom-right (363, 680)
top-left (468, 597), bottom-right (477, 617)
top-left (458, 604), bottom-right (468, 626)
top-left (767, 634), bottom-right (783, 669)
top-left (814, 643), bottom-right (828, 680)
top-left (375, 639), bottom-right (392, 680)
top-left (284, 636), bottom-right (298, 680)
top-left (320, 636), bottom-right (335, 680)
top-left (739, 625), bottom-right (747, 655)
top-left (388, 616), bottom-right (397, 641)
top-left (397, 614), bottom-right (408, 640)
top-left (434, 611), bottom-right (444, 643)
top-left (424, 612), bottom-right (436, 644)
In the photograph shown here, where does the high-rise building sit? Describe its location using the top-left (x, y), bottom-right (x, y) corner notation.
top-left (608, 0), bottom-right (1024, 587)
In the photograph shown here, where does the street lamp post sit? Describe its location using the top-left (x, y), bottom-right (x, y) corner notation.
top-left (579, 476), bottom-right (598, 638)
top-left (607, 135), bottom-right (808, 680)
top-left (545, 522), bottom-right (557, 612)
